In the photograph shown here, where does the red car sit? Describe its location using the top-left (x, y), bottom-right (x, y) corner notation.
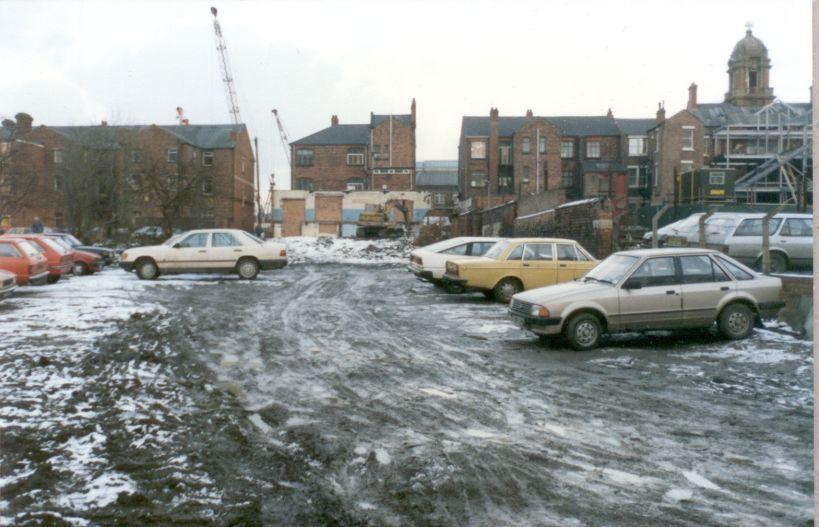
top-left (2, 235), bottom-right (72, 283)
top-left (43, 236), bottom-right (103, 275)
top-left (0, 238), bottom-right (48, 285)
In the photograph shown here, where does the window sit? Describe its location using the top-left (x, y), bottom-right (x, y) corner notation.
top-left (212, 232), bottom-right (242, 247)
top-left (441, 244), bottom-right (468, 256)
top-left (523, 243), bottom-right (553, 261)
top-left (556, 244), bottom-right (578, 261)
top-left (749, 70), bottom-right (758, 89)
top-left (296, 178), bottom-right (314, 191)
top-left (629, 257), bottom-right (678, 287)
top-left (469, 171), bottom-right (487, 188)
top-left (178, 233), bottom-right (209, 248)
top-left (346, 178), bottom-right (365, 191)
top-left (627, 166), bottom-right (647, 188)
top-left (295, 149), bottom-right (314, 166)
top-left (346, 147), bottom-right (364, 166)
top-left (522, 138), bottom-right (531, 154)
top-left (203, 151), bottom-right (214, 166)
top-left (372, 145), bottom-right (380, 159)
top-left (680, 255), bottom-right (729, 284)
top-left (704, 135), bottom-right (711, 156)
top-left (131, 150), bottom-right (141, 163)
top-left (0, 243), bottom-right (20, 258)
top-left (202, 176), bottom-right (214, 195)
top-left (499, 173), bottom-right (513, 190)
top-left (682, 126), bottom-right (695, 150)
top-left (562, 171), bottom-right (573, 188)
top-left (521, 166), bottom-right (530, 183)
top-left (499, 145), bottom-right (511, 165)
top-left (780, 218), bottom-right (812, 237)
top-left (653, 163), bottom-right (659, 187)
top-left (470, 242), bottom-right (496, 256)
top-left (586, 141), bottom-right (600, 159)
top-left (560, 141), bottom-right (574, 158)
top-left (716, 256), bottom-right (754, 281)
top-left (241, 159), bottom-right (246, 175)
top-left (167, 148), bottom-right (178, 163)
top-left (628, 136), bottom-right (646, 156)
top-left (709, 171), bottom-right (725, 185)
top-left (53, 149), bottom-right (64, 164)
top-left (680, 161), bottom-right (694, 174)
top-left (655, 130), bottom-right (661, 153)
top-left (433, 192), bottom-right (448, 205)
top-left (506, 245), bottom-right (525, 260)
top-left (538, 136), bottom-right (546, 154)
top-left (733, 218), bottom-right (783, 237)
top-left (470, 140), bottom-right (486, 159)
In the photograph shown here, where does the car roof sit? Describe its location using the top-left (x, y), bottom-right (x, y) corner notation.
top-left (506, 237), bottom-right (580, 244)
top-left (616, 247), bottom-right (721, 257)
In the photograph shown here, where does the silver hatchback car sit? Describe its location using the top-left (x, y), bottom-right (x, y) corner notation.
top-left (510, 248), bottom-right (784, 350)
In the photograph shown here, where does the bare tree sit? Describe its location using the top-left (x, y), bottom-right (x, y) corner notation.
top-left (0, 119), bottom-right (42, 227)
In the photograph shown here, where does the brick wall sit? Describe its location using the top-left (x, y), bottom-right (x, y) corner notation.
top-left (315, 194), bottom-right (342, 236)
top-left (514, 199), bottom-right (611, 258)
top-left (652, 111), bottom-right (705, 204)
top-left (281, 198), bottom-right (305, 236)
top-left (292, 144), bottom-right (369, 192)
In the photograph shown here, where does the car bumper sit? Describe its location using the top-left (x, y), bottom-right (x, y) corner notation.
top-left (758, 300), bottom-right (786, 319)
top-left (28, 271), bottom-right (49, 286)
top-left (119, 261), bottom-right (135, 272)
top-left (408, 265), bottom-right (435, 282)
top-left (260, 259), bottom-right (287, 270)
top-left (0, 284), bottom-right (17, 300)
top-left (49, 264), bottom-right (72, 276)
top-left (509, 311), bottom-right (563, 335)
top-left (441, 273), bottom-right (487, 292)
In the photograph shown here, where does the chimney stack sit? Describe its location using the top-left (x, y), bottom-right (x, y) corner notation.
top-left (606, 108), bottom-right (613, 118)
top-left (656, 102), bottom-right (666, 124)
top-left (331, 115), bottom-right (339, 127)
top-left (526, 109), bottom-right (533, 117)
top-left (410, 98), bottom-right (416, 128)
top-left (14, 113), bottom-right (32, 135)
top-left (490, 107), bottom-right (499, 121)
top-left (1, 119), bottom-right (14, 130)
top-left (687, 83), bottom-right (698, 110)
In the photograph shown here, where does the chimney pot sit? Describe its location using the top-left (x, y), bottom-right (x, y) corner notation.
top-left (14, 112), bottom-right (33, 135)
top-left (656, 102), bottom-right (666, 124)
top-left (606, 108), bottom-right (613, 118)
top-left (411, 98), bottom-right (416, 128)
top-left (526, 109), bottom-right (533, 117)
top-left (490, 107), bottom-right (499, 121)
top-left (687, 83), bottom-right (698, 110)
top-left (331, 115), bottom-right (339, 127)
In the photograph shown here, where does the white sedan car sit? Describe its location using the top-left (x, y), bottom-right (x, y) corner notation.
top-left (408, 236), bottom-right (503, 283)
top-left (120, 229), bottom-right (287, 280)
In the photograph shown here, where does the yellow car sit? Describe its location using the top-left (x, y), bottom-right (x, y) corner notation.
top-left (441, 238), bottom-right (598, 302)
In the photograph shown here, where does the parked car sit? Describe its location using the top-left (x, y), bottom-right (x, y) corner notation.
top-left (0, 269), bottom-right (17, 300)
top-left (45, 237), bottom-right (104, 275)
top-left (44, 233), bottom-right (117, 265)
top-left (1, 235), bottom-right (73, 283)
top-left (120, 229), bottom-right (287, 280)
top-left (0, 238), bottom-right (49, 285)
top-left (722, 213), bottom-right (813, 273)
top-left (509, 248), bottom-right (785, 350)
top-left (129, 226), bottom-right (184, 246)
top-left (408, 237), bottom-right (503, 283)
top-left (441, 238), bottom-right (598, 302)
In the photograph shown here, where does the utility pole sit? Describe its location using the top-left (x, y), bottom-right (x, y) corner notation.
top-left (254, 136), bottom-right (261, 230)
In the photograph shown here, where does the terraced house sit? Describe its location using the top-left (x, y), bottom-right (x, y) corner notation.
top-left (290, 99), bottom-right (417, 192)
top-left (0, 113), bottom-right (255, 235)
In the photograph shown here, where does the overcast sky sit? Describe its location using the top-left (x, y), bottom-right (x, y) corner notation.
top-left (1, 0), bottom-right (811, 191)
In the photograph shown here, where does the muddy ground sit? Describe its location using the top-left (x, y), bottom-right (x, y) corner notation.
top-left (0, 260), bottom-right (813, 526)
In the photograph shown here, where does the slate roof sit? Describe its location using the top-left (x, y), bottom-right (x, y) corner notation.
top-left (49, 124), bottom-right (244, 149)
top-left (370, 114), bottom-right (412, 127)
top-left (614, 118), bottom-right (656, 135)
top-left (461, 115), bottom-right (624, 138)
top-left (416, 160), bottom-right (458, 187)
top-left (291, 124), bottom-right (370, 146)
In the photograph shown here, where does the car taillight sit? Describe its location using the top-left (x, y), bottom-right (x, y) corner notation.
top-left (720, 245), bottom-right (729, 254)
top-left (280, 249), bottom-right (287, 257)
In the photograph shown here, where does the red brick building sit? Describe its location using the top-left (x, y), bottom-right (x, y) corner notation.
top-left (290, 99), bottom-right (417, 192)
top-left (0, 113), bottom-right (255, 234)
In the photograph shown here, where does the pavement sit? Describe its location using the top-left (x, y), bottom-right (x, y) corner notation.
top-left (0, 255), bottom-right (813, 526)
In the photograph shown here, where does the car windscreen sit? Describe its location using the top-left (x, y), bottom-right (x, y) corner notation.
top-left (25, 240), bottom-right (46, 254)
top-left (163, 234), bottom-right (186, 246)
top-left (66, 235), bottom-right (83, 246)
top-left (17, 240), bottom-right (41, 257)
top-left (484, 240), bottom-right (510, 260)
top-left (584, 254), bottom-right (639, 284)
top-left (51, 238), bottom-right (73, 251)
top-left (42, 237), bottom-right (68, 254)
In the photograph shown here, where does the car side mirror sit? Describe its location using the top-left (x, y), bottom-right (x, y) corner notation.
top-left (173, 243), bottom-right (181, 249)
top-left (623, 278), bottom-right (642, 290)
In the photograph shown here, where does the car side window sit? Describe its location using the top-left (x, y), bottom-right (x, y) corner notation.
top-left (506, 245), bottom-right (524, 260)
top-left (629, 257), bottom-right (677, 287)
top-left (179, 233), bottom-right (209, 248)
top-left (441, 244), bottom-right (468, 256)
top-left (575, 246), bottom-right (591, 261)
top-left (556, 244), bottom-right (577, 261)
top-left (212, 233), bottom-right (242, 247)
top-left (715, 256), bottom-right (754, 281)
top-left (781, 218), bottom-right (812, 237)
top-left (680, 255), bottom-right (729, 284)
top-left (524, 243), bottom-right (553, 261)
top-left (0, 243), bottom-right (20, 258)
top-left (470, 242), bottom-right (495, 256)
top-left (733, 218), bottom-right (783, 236)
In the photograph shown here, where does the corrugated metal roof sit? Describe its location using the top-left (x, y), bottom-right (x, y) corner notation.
top-left (291, 124), bottom-right (370, 146)
top-left (462, 115), bottom-right (623, 138)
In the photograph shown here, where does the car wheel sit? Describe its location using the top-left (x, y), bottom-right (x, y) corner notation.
top-left (565, 313), bottom-right (602, 351)
top-left (493, 278), bottom-right (522, 303)
top-left (136, 259), bottom-right (159, 280)
top-left (237, 258), bottom-right (259, 280)
top-left (718, 303), bottom-right (754, 340)
top-left (769, 253), bottom-right (787, 273)
top-left (47, 275), bottom-right (60, 284)
top-left (73, 262), bottom-right (88, 276)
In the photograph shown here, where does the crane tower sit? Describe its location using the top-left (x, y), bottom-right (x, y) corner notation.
top-left (271, 109), bottom-right (292, 165)
top-left (210, 7), bottom-right (242, 125)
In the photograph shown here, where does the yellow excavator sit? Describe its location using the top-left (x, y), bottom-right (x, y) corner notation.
top-left (356, 200), bottom-right (411, 238)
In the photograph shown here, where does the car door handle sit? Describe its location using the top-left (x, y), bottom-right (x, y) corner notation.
top-left (720, 286), bottom-right (730, 291)
top-left (559, 264), bottom-right (567, 267)
top-left (198, 250), bottom-right (207, 253)
top-left (666, 290), bottom-right (676, 295)
top-left (233, 249), bottom-right (242, 252)
top-left (522, 263), bottom-right (530, 267)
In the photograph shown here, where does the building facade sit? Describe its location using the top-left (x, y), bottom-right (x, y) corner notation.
top-left (0, 113), bottom-right (255, 234)
top-left (290, 99), bottom-right (417, 192)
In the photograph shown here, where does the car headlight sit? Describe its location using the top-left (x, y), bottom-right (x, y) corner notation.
top-left (530, 304), bottom-right (550, 318)
top-left (122, 252), bottom-right (128, 261)
top-left (446, 262), bottom-right (459, 275)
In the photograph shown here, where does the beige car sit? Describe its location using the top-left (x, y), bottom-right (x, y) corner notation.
top-left (509, 248), bottom-right (785, 350)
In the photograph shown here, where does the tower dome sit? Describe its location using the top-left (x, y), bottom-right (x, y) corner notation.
top-left (725, 24), bottom-right (774, 107)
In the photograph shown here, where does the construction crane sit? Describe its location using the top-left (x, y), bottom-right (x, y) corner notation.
top-left (210, 6), bottom-right (242, 125)
top-left (271, 109), bottom-right (291, 165)
top-left (175, 107), bottom-right (190, 125)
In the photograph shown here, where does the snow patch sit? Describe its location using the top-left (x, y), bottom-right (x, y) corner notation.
top-left (374, 449), bottom-right (392, 465)
top-left (683, 470), bottom-right (721, 490)
top-left (282, 237), bottom-right (411, 265)
top-left (419, 388), bottom-right (456, 399)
